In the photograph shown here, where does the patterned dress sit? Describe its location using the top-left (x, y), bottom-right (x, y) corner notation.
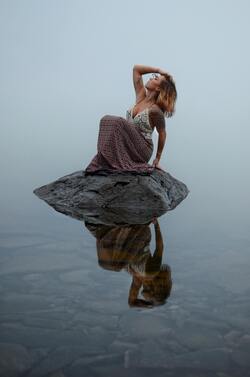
top-left (85, 106), bottom-right (156, 174)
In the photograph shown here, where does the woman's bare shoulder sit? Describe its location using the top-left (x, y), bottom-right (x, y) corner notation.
top-left (149, 104), bottom-right (164, 114)
top-left (148, 105), bottom-right (166, 130)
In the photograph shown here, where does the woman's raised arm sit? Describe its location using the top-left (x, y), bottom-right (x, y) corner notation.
top-left (133, 64), bottom-right (160, 75)
top-left (133, 64), bottom-right (160, 103)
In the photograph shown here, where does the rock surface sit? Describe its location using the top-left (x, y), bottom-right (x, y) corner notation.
top-left (33, 169), bottom-right (189, 224)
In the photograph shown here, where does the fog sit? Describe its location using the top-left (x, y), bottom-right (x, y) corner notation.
top-left (0, 0), bottom-right (249, 237)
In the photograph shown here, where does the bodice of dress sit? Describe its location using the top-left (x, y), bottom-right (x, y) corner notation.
top-left (126, 107), bottom-right (153, 140)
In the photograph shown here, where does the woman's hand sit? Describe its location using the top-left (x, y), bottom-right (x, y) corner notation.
top-left (158, 68), bottom-right (172, 80)
top-left (158, 68), bottom-right (169, 75)
top-left (152, 157), bottom-right (161, 168)
top-left (151, 217), bottom-right (158, 225)
top-left (152, 158), bottom-right (166, 172)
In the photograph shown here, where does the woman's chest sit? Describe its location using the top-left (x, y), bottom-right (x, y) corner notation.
top-left (132, 102), bottom-right (152, 118)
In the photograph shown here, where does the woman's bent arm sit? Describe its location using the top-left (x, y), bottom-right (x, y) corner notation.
top-left (133, 64), bottom-right (160, 75)
top-left (133, 65), bottom-right (161, 103)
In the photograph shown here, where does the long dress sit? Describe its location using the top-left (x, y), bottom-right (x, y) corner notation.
top-left (85, 106), bottom-right (155, 174)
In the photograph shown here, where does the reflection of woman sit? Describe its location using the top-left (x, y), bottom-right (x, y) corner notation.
top-left (85, 219), bottom-right (172, 308)
top-left (85, 65), bottom-right (177, 174)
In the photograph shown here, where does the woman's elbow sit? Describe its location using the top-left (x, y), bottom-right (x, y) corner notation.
top-left (133, 64), bottom-right (141, 71)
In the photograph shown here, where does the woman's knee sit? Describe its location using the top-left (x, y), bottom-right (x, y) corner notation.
top-left (100, 115), bottom-right (124, 126)
top-left (100, 115), bottom-right (108, 122)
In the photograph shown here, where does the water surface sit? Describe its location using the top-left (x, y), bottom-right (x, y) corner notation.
top-left (0, 179), bottom-right (250, 377)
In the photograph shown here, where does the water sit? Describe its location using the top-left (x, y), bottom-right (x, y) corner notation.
top-left (0, 174), bottom-right (250, 377)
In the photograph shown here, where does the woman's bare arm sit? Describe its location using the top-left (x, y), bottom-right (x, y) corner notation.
top-left (133, 64), bottom-right (160, 103)
top-left (133, 64), bottom-right (160, 75)
top-left (149, 108), bottom-right (167, 165)
top-left (156, 129), bottom-right (167, 161)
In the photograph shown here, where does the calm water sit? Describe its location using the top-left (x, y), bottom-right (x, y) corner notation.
top-left (0, 172), bottom-right (250, 377)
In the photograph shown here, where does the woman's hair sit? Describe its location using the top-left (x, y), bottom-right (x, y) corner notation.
top-left (156, 75), bottom-right (177, 118)
top-left (142, 264), bottom-right (172, 305)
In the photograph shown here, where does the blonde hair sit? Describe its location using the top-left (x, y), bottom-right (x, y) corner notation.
top-left (156, 75), bottom-right (177, 118)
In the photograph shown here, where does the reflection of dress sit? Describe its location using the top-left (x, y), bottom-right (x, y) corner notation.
top-left (85, 106), bottom-right (155, 173)
top-left (85, 222), bottom-right (172, 305)
top-left (86, 223), bottom-right (164, 276)
top-left (85, 224), bottom-right (152, 271)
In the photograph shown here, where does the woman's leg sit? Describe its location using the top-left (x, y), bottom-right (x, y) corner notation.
top-left (85, 115), bottom-right (153, 173)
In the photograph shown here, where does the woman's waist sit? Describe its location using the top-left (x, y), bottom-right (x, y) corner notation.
top-left (137, 126), bottom-right (153, 140)
top-left (141, 134), bottom-right (153, 140)
top-left (132, 120), bottom-right (153, 135)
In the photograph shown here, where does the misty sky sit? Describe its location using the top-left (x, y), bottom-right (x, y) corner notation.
top-left (0, 0), bottom-right (249, 234)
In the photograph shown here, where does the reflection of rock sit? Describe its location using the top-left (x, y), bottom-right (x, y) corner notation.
top-left (33, 169), bottom-right (189, 224)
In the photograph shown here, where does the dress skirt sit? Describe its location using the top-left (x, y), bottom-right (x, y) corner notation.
top-left (85, 115), bottom-right (154, 174)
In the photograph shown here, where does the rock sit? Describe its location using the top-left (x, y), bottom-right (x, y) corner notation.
top-left (231, 350), bottom-right (250, 367)
top-left (33, 170), bottom-right (189, 225)
top-left (0, 343), bottom-right (32, 377)
top-left (166, 348), bottom-right (232, 370)
top-left (173, 322), bottom-right (224, 350)
top-left (118, 311), bottom-right (171, 340)
top-left (224, 330), bottom-right (242, 346)
top-left (25, 346), bottom-right (86, 377)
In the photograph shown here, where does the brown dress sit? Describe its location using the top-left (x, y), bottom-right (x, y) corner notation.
top-left (84, 106), bottom-right (156, 174)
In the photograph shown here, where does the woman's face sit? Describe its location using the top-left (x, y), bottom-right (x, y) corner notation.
top-left (145, 73), bottom-right (165, 91)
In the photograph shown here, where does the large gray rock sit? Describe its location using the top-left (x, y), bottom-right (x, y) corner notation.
top-left (33, 169), bottom-right (189, 225)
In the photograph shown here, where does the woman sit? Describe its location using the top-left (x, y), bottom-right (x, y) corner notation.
top-left (85, 64), bottom-right (177, 174)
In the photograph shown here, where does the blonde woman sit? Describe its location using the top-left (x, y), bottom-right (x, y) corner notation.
top-left (85, 64), bottom-right (177, 174)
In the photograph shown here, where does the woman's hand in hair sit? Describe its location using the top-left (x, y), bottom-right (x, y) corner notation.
top-left (158, 68), bottom-right (169, 75)
top-left (158, 68), bottom-right (173, 80)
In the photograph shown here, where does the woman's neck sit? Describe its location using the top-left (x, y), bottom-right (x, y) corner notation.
top-left (145, 90), bottom-right (158, 105)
